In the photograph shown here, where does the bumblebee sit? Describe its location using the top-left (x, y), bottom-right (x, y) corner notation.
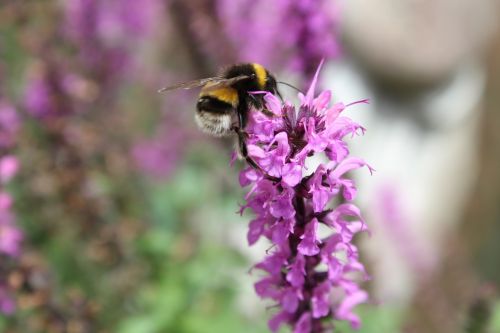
top-left (159, 63), bottom-right (282, 171)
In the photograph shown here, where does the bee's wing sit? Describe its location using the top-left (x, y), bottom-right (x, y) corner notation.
top-left (158, 77), bottom-right (222, 93)
top-left (158, 75), bottom-right (252, 93)
top-left (201, 75), bottom-right (253, 92)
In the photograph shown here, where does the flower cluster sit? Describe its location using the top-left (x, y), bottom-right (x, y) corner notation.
top-left (24, 0), bottom-right (160, 120)
top-left (24, 62), bottom-right (81, 119)
top-left (238, 65), bottom-right (370, 332)
top-left (132, 122), bottom-right (189, 179)
top-left (10, 0), bottom-right (165, 326)
top-left (217, 0), bottom-right (340, 79)
top-left (0, 101), bottom-right (23, 315)
top-left (131, 76), bottom-right (202, 179)
top-left (64, 0), bottom-right (159, 82)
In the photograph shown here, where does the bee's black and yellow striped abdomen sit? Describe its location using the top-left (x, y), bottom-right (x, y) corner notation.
top-left (199, 85), bottom-right (239, 108)
top-left (195, 84), bottom-right (239, 136)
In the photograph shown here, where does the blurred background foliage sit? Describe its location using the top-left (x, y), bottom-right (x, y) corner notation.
top-left (0, 0), bottom-right (500, 333)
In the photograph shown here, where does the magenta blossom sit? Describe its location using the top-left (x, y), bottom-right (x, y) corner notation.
top-left (238, 63), bottom-right (371, 332)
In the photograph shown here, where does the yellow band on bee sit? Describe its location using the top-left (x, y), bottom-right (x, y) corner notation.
top-left (252, 63), bottom-right (267, 90)
top-left (201, 86), bottom-right (238, 106)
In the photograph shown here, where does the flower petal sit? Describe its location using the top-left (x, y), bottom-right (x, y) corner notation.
top-left (281, 163), bottom-right (302, 187)
top-left (269, 310), bottom-right (290, 333)
top-left (312, 282), bottom-right (331, 318)
top-left (298, 218), bottom-right (320, 256)
top-left (304, 59), bottom-right (324, 104)
top-left (286, 254), bottom-right (306, 288)
top-left (335, 290), bottom-right (368, 329)
top-left (282, 288), bottom-right (299, 313)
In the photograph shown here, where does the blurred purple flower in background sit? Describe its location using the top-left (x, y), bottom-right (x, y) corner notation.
top-left (131, 83), bottom-right (199, 179)
top-left (64, 0), bottom-right (160, 82)
top-left (24, 70), bottom-right (54, 119)
top-left (217, 0), bottom-right (340, 79)
top-left (377, 183), bottom-right (436, 276)
top-left (0, 156), bottom-right (19, 187)
top-left (24, 62), bottom-right (101, 119)
top-left (0, 191), bottom-right (22, 258)
top-left (23, 0), bottom-right (162, 121)
top-left (0, 100), bottom-right (23, 315)
top-left (0, 103), bottom-right (20, 149)
top-left (239, 65), bottom-right (370, 332)
top-left (132, 125), bottom-right (189, 179)
top-left (0, 101), bottom-right (22, 259)
top-left (0, 285), bottom-right (16, 315)
top-left (24, 63), bottom-right (75, 119)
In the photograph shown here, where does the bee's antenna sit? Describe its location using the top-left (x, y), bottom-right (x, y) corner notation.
top-left (277, 81), bottom-right (302, 94)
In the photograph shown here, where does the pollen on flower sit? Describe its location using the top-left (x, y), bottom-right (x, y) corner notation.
top-left (236, 63), bottom-right (371, 332)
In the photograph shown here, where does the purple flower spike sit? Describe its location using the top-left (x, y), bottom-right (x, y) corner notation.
top-left (238, 64), bottom-right (371, 332)
top-left (0, 98), bottom-right (23, 314)
top-left (216, 0), bottom-right (341, 80)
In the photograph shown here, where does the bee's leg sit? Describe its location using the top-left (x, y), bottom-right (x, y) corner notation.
top-left (247, 93), bottom-right (262, 109)
top-left (236, 129), bottom-right (260, 171)
top-left (235, 109), bottom-right (259, 169)
top-left (235, 111), bottom-right (279, 182)
top-left (260, 108), bottom-right (276, 117)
